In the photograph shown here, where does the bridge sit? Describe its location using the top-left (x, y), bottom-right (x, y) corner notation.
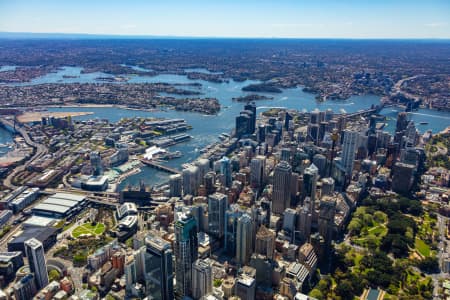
top-left (140, 158), bottom-right (181, 175)
top-left (342, 101), bottom-right (397, 119)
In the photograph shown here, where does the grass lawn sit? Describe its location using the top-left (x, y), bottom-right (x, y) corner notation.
top-left (415, 238), bottom-right (431, 257)
top-left (72, 223), bottom-right (105, 238)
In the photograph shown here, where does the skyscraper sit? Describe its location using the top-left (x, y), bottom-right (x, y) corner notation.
top-left (90, 151), bottom-right (103, 176)
top-left (174, 213), bottom-right (198, 297)
top-left (341, 130), bottom-right (359, 175)
top-left (303, 163), bottom-right (318, 210)
top-left (244, 102), bottom-right (256, 134)
top-left (144, 235), bottom-right (174, 300)
top-left (208, 192), bottom-right (228, 239)
top-left (169, 174), bottom-right (182, 197)
top-left (236, 214), bottom-right (253, 266)
top-left (250, 155), bottom-right (265, 188)
top-left (14, 273), bottom-right (37, 300)
top-left (219, 156), bottom-right (232, 188)
top-left (224, 204), bottom-right (245, 255)
top-left (24, 238), bottom-right (48, 290)
top-left (318, 196), bottom-right (336, 252)
top-left (182, 165), bottom-right (199, 196)
top-left (191, 258), bottom-right (212, 299)
top-left (255, 225), bottom-right (275, 259)
top-left (396, 112), bottom-right (408, 133)
top-left (272, 161), bottom-right (292, 214)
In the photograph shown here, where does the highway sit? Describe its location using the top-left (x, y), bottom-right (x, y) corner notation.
top-left (1, 117), bottom-right (48, 189)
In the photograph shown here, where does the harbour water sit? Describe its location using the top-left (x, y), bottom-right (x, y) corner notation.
top-left (2, 66), bottom-right (449, 188)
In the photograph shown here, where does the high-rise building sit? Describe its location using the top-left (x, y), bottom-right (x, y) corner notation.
top-left (169, 174), bottom-right (183, 197)
top-left (236, 214), bottom-right (253, 266)
top-left (318, 196), bottom-right (336, 250)
top-left (255, 225), bottom-right (275, 259)
top-left (191, 258), bottom-right (212, 299)
top-left (14, 273), bottom-right (37, 300)
top-left (224, 204), bottom-right (245, 255)
top-left (235, 275), bottom-right (256, 300)
top-left (219, 156), bottom-right (232, 188)
top-left (143, 235), bottom-right (174, 300)
top-left (281, 148), bottom-right (292, 163)
top-left (244, 102), bottom-right (256, 134)
top-left (90, 151), bottom-right (103, 176)
top-left (392, 162), bottom-right (416, 195)
top-left (182, 165), bottom-right (200, 196)
top-left (24, 238), bottom-right (48, 290)
top-left (250, 156), bottom-right (265, 188)
top-left (203, 171), bottom-right (216, 195)
top-left (313, 154), bottom-right (327, 178)
top-left (195, 158), bottom-right (211, 185)
top-left (341, 130), bottom-right (359, 175)
top-left (272, 161), bottom-right (292, 214)
top-left (174, 213), bottom-right (198, 297)
top-left (396, 112), bottom-right (408, 133)
top-left (303, 164), bottom-right (319, 210)
top-left (235, 113), bottom-right (251, 139)
top-left (208, 192), bottom-right (228, 239)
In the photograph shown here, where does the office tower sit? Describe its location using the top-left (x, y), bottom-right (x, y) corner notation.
top-left (24, 238), bottom-right (48, 290)
top-left (195, 158), bottom-right (211, 185)
top-left (219, 156), bottom-right (232, 188)
top-left (224, 204), bottom-right (245, 254)
top-left (313, 154), bottom-right (327, 178)
top-left (208, 192), bottom-right (228, 239)
top-left (297, 204), bottom-right (312, 241)
top-left (392, 162), bottom-right (416, 195)
top-left (14, 273), bottom-right (37, 300)
top-left (257, 124), bottom-right (266, 144)
top-left (272, 161), bottom-right (292, 214)
top-left (244, 102), bottom-right (256, 134)
top-left (174, 213), bottom-right (198, 297)
top-left (235, 112), bottom-right (251, 139)
top-left (90, 151), bottom-right (103, 176)
top-left (320, 177), bottom-right (335, 196)
top-left (235, 275), bottom-right (256, 300)
top-left (405, 121), bottom-right (418, 145)
top-left (282, 208), bottom-right (297, 235)
top-left (318, 196), bottom-right (336, 250)
top-left (255, 225), bottom-right (275, 259)
top-left (182, 165), bottom-right (199, 196)
top-left (341, 130), bottom-right (359, 175)
top-left (281, 148), bottom-right (292, 163)
top-left (303, 164), bottom-right (318, 209)
top-left (236, 214), bottom-right (253, 266)
top-left (169, 174), bottom-right (182, 197)
top-left (191, 258), bottom-right (212, 299)
top-left (204, 172), bottom-right (216, 195)
top-left (144, 235), bottom-right (174, 300)
top-left (367, 134), bottom-right (378, 156)
top-left (377, 131), bottom-right (391, 149)
top-left (284, 111), bottom-right (293, 130)
top-left (250, 155), bottom-right (265, 188)
top-left (396, 112), bottom-right (408, 133)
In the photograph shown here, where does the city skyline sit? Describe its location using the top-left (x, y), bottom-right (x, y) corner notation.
top-left (0, 0), bottom-right (449, 39)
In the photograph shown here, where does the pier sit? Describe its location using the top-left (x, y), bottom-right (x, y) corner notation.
top-left (140, 158), bottom-right (182, 175)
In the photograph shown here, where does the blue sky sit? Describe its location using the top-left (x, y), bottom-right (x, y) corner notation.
top-left (0, 0), bottom-right (449, 38)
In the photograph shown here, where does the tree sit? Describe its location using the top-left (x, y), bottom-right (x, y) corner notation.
top-left (417, 257), bottom-right (440, 274)
top-left (374, 211), bottom-right (387, 223)
top-left (335, 279), bottom-right (354, 300)
top-left (309, 289), bottom-right (324, 300)
top-left (48, 269), bottom-right (60, 282)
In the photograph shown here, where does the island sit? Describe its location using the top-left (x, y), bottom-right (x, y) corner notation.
top-left (241, 83), bottom-right (283, 93)
top-left (232, 94), bottom-right (274, 102)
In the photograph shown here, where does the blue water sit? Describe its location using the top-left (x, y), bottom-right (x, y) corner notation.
top-left (3, 66), bottom-right (449, 188)
top-left (0, 127), bottom-right (14, 155)
top-left (0, 66), bottom-right (17, 72)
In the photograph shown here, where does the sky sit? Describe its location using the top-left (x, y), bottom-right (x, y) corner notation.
top-left (0, 0), bottom-right (449, 39)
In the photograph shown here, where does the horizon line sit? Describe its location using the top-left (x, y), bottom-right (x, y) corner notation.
top-left (0, 31), bottom-right (449, 41)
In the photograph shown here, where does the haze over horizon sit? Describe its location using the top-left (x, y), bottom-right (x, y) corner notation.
top-left (0, 0), bottom-right (449, 39)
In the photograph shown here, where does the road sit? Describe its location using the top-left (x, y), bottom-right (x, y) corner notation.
top-left (432, 215), bottom-right (449, 299)
top-left (1, 117), bottom-right (48, 189)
